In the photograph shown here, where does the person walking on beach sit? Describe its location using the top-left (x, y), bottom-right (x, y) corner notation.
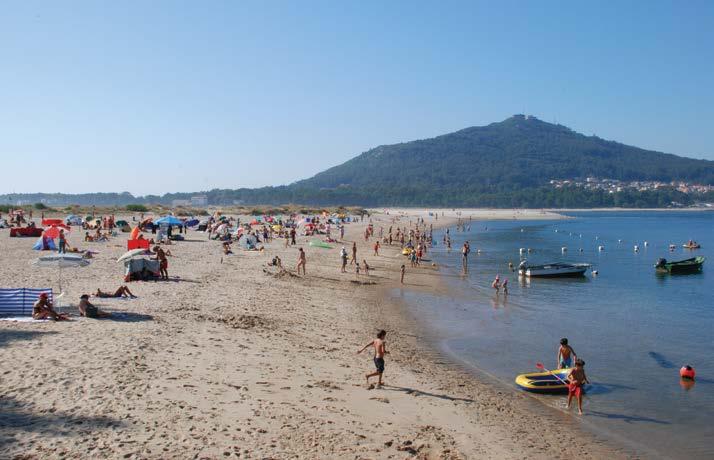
top-left (557, 338), bottom-right (577, 369)
top-left (153, 246), bottom-right (169, 280)
top-left (567, 359), bottom-right (589, 415)
top-left (358, 330), bottom-right (388, 389)
top-left (400, 264), bottom-right (405, 284)
top-left (350, 242), bottom-right (357, 265)
top-left (290, 227), bottom-right (296, 245)
top-left (373, 241), bottom-right (380, 256)
top-left (340, 246), bottom-right (348, 273)
top-left (296, 247), bottom-right (306, 275)
top-left (58, 229), bottom-right (68, 254)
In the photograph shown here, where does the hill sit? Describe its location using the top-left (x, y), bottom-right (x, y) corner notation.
top-left (2, 115), bottom-right (713, 208)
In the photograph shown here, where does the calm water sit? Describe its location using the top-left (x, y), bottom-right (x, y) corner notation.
top-left (400, 211), bottom-right (714, 459)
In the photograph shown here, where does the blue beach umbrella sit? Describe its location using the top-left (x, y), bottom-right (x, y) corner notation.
top-left (154, 215), bottom-right (183, 226)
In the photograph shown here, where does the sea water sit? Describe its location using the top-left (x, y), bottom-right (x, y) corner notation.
top-left (398, 211), bottom-right (713, 459)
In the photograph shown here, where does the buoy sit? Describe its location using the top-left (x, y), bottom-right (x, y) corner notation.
top-left (520, 228), bottom-right (524, 232)
top-left (527, 248), bottom-right (533, 253)
top-left (592, 270), bottom-right (598, 275)
top-left (477, 249), bottom-right (482, 254)
top-left (561, 247), bottom-right (567, 253)
top-left (555, 229), bottom-right (559, 233)
top-left (595, 236), bottom-right (599, 240)
top-left (579, 234), bottom-right (582, 238)
top-left (598, 245), bottom-right (605, 251)
top-left (680, 365), bottom-right (696, 380)
top-left (579, 248), bottom-right (584, 252)
top-left (634, 245), bottom-right (639, 252)
top-left (644, 241), bottom-right (649, 247)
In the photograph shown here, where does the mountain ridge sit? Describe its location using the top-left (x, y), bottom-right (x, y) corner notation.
top-left (2, 115), bottom-right (713, 208)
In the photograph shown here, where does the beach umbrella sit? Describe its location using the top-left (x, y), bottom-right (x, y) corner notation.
top-left (44, 225), bottom-right (70, 239)
top-left (31, 253), bottom-right (90, 294)
top-left (154, 215), bottom-right (183, 226)
top-left (117, 248), bottom-right (149, 263)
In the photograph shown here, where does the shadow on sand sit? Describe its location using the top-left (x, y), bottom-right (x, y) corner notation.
top-left (380, 384), bottom-right (474, 403)
top-left (0, 395), bottom-right (124, 451)
top-left (99, 312), bottom-right (153, 323)
top-left (0, 329), bottom-right (58, 347)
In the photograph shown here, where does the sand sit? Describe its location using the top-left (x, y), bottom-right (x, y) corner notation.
top-left (0, 209), bottom-right (627, 459)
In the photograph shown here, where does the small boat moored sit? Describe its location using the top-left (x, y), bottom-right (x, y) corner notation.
top-left (655, 256), bottom-right (705, 273)
top-left (518, 260), bottom-right (590, 277)
top-left (515, 368), bottom-right (575, 393)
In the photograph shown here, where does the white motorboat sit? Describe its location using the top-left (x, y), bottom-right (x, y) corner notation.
top-left (518, 260), bottom-right (590, 277)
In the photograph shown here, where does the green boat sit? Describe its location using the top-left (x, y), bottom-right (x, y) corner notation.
top-left (655, 256), bottom-right (705, 273)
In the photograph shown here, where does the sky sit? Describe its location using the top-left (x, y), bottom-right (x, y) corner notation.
top-left (1, 1), bottom-right (712, 195)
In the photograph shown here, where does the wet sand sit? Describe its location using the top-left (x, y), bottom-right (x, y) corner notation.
top-left (0, 209), bottom-right (626, 459)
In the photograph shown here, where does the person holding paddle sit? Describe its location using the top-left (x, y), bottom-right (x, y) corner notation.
top-left (567, 359), bottom-right (590, 415)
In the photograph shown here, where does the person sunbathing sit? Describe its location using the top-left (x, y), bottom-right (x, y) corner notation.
top-left (94, 286), bottom-right (136, 298)
top-left (32, 293), bottom-right (70, 321)
top-left (78, 295), bottom-right (111, 318)
top-left (84, 232), bottom-right (94, 242)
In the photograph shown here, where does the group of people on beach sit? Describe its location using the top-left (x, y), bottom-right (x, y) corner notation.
top-left (32, 285), bottom-right (137, 321)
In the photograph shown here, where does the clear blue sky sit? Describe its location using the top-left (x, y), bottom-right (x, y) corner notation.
top-left (1, 1), bottom-right (712, 195)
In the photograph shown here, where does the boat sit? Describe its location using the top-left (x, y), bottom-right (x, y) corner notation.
top-left (655, 256), bottom-right (705, 273)
top-left (518, 260), bottom-right (590, 277)
top-left (515, 368), bottom-right (576, 393)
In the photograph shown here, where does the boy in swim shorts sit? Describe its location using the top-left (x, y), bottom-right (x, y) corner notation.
top-left (357, 330), bottom-right (388, 389)
top-left (567, 359), bottom-right (589, 415)
top-left (557, 338), bottom-right (577, 369)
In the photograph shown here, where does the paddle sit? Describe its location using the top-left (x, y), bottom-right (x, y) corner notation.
top-left (536, 362), bottom-right (569, 385)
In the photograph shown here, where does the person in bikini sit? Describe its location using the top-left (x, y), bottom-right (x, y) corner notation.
top-left (567, 359), bottom-right (589, 415)
top-left (358, 330), bottom-right (388, 389)
top-left (32, 293), bottom-right (69, 321)
top-left (94, 286), bottom-right (136, 298)
top-left (557, 338), bottom-right (577, 369)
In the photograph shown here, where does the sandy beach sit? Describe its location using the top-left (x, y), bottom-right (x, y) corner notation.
top-left (0, 209), bottom-right (627, 459)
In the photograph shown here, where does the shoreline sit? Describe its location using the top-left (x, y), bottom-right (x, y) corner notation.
top-left (0, 209), bottom-right (629, 458)
top-left (361, 210), bottom-right (634, 458)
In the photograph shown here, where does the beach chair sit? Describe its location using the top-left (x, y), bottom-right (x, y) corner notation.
top-left (0, 288), bottom-right (53, 317)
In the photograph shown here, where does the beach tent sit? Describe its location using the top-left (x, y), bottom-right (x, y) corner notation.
top-left (32, 236), bottom-right (56, 251)
top-left (65, 215), bottom-right (83, 226)
top-left (115, 220), bottom-right (129, 227)
top-left (238, 234), bottom-right (258, 250)
top-left (154, 216), bottom-right (183, 226)
top-left (124, 258), bottom-right (160, 281)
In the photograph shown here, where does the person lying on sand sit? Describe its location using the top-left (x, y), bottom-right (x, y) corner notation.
top-left (78, 294), bottom-right (111, 318)
top-left (32, 293), bottom-right (70, 321)
top-left (94, 286), bottom-right (136, 298)
top-left (358, 330), bottom-right (388, 389)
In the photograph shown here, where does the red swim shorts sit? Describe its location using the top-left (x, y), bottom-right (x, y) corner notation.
top-left (568, 383), bottom-right (582, 397)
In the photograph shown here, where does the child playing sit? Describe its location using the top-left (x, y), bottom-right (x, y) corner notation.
top-left (363, 260), bottom-right (370, 276)
top-left (557, 338), bottom-right (577, 369)
top-left (355, 262), bottom-right (361, 276)
top-left (357, 330), bottom-right (388, 389)
top-left (567, 359), bottom-right (589, 415)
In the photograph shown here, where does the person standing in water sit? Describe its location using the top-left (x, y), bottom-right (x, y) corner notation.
top-left (557, 338), bottom-right (577, 369)
top-left (461, 241), bottom-right (470, 273)
top-left (358, 330), bottom-right (388, 389)
top-left (567, 359), bottom-right (589, 415)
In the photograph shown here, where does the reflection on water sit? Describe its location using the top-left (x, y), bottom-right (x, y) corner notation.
top-left (403, 211), bottom-right (714, 459)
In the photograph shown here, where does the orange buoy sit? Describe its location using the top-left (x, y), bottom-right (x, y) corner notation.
top-left (680, 365), bottom-right (696, 380)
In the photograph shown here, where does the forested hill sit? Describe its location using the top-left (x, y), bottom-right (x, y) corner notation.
top-left (296, 115), bottom-right (714, 190)
top-left (3, 115), bottom-right (713, 208)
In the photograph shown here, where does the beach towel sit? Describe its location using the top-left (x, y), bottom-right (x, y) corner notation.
top-left (0, 288), bottom-right (53, 316)
top-left (127, 239), bottom-right (150, 250)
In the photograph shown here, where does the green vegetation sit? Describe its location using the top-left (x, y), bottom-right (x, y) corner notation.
top-left (33, 202), bottom-right (49, 210)
top-left (1, 116), bottom-right (712, 208)
top-left (126, 204), bottom-right (149, 212)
